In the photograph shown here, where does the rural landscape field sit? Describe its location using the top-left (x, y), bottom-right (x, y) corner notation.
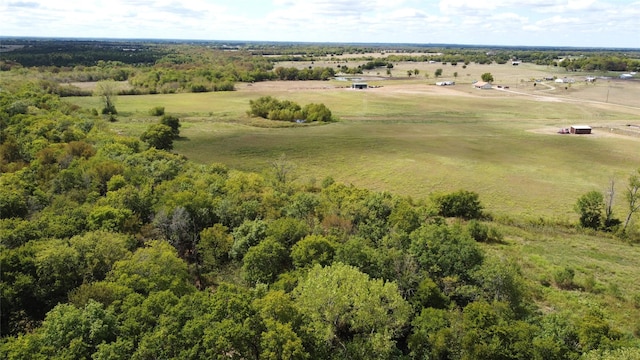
top-left (70, 60), bottom-right (640, 219)
top-left (2, 38), bottom-right (640, 359)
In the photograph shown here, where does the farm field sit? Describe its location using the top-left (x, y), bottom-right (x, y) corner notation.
top-left (5, 39), bottom-right (640, 357)
top-left (69, 63), bottom-right (640, 220)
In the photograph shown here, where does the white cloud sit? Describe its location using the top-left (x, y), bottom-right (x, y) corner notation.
top-left (0, 0), bottom-right (638, 47)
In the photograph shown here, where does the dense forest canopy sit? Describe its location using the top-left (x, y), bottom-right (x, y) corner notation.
top-left (1, 39), bottom-right (640, 359)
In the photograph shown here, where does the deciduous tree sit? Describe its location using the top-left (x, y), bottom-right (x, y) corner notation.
top-left (94, 80), bottom-right (118, 115)
top-left (481, 72), bottom-right (494, 82)
top-left (293, 263), bottom-right (410, 358)
top-left (623, 169), bottom-right (640, 231)
top-left (575, 190), bottom-right (605, 230)
top-left (140, 124), bottom-right (174, 150)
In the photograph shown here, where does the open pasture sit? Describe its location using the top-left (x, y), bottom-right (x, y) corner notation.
top-left (70, 64), bottom-right (640, 219)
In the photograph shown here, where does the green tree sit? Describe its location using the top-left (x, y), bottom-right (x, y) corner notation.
top-left (460, 301), bottom-right (537, 360)
top-left (432, 189), bottom-right (484, 220)
top-left (408, 307), bottom-right (452, 360)
top-left (1, 300), bottom-right (117, 360)
top-left (388, 198), bottom-right (422, 234)
top-left (260, 319), bottom-right (309, 360)
top-left (69, 231), bottom-right (135, 282)
top-left (266, 217), bottom-right (310, 247)
top-left (290, 234), bottom-right (336, 268)
top-left (409, 223), bottom-right (484, 283)
top-left (435, 68), bottom-right (443, 78)
top-left (302, 103), bottom-right (333, 122)
top-left (270, 154), bottom-right (296, 188)
top-left (86, 205), bottom-right (134, 232)
top-left (293, 263), bottom-right (411, 358)
top-left (160, 114), bottom-right (181, 138)
top-left (481, 72), bottom-right (494, 82)
top-left (94, 80), bottom-right (118, 115)
top-left (230, 219), bottom-right (268, 260)
top-left (575, 190), bottom-right (605, 229)
top-left (623, 169), bottom-right (640, 231)
top-left (474, 258), bottom-right (529, 316)
top-left (0, 182), bottom-right (28, 219)
top-left (335, 236), bottom-right (384, 279)
top-left (107, 240), bottom-right (194, 295)
top-left (198, 224), bottom-right (233, 274)
top-left (242, 238), bottom-right (289, 285)
top-left (140, 124), bottom-right (174, 150)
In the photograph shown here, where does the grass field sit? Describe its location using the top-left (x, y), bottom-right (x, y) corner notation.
top-left (70, 63), bottom-right (640, 220)
top-left (67, 62), bottom-right (640, 335)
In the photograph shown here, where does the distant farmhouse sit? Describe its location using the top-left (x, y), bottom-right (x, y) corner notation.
top-left (473, 81), bottom-right (492, 89)
top-left (570, 125), bottom-right (592, 134)
top-left (555, 77), bottom-right (575, 84)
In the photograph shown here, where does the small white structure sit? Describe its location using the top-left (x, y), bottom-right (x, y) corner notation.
top-left (555, 77), bottom-right (575, 84)
top-left (473, 81), bottom-right (492, 89)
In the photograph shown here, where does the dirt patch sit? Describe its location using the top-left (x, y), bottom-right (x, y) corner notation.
top-left (237, 81), bottom-right (343, 92)
top-left (528, 124), bottom-right (640, 140)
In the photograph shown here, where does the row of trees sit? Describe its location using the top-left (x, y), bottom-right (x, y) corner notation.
top-left (2, 81), bottom-right (640, 358)
top-left (559, 55), bottom-right (640, 72)
top-left (0, 40), bottom-right (164, 67)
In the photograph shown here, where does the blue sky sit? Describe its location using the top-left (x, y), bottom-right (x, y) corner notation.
top-left (1, 0), bottom-right (639, 48)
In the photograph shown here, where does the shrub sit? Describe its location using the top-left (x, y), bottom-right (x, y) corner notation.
top-left (467, 220), bottom-right (489, 242)
top-left (148, 106), bottom-right (165, 116)
top-left (248, 96), bottom-right (333, 122)
top-left (190, 84), bottom-right (208, 93)
top-left (302, 103), bottom-right (333, 122)
top-left (140, 124), bottom-right (174, 150)
top-left (160, 115), bottom-right (180, 138)
top-left (575, 191), bottom-right (604, 230)
top-left (101, 104), bottom-right (117, 115)
top-left (553, 267), bottom-right (575, 290)
top-left (432, 190), bottom-right (484, 220)
top-left (214, 81), bottom-right (235, 92)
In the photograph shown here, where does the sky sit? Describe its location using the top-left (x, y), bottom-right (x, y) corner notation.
top-left (1, 0), bottom-right (639, 48)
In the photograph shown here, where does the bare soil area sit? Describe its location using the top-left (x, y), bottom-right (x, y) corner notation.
top-left (528, 124), bottom-right (640, 140)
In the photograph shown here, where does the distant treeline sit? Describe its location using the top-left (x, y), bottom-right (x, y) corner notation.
top-left (1, 39), bottom-right (639, 97)
top-left (0, 39), bottom-right (166, 67)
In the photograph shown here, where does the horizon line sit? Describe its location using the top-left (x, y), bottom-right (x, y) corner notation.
top-left (2, 35), bottom-right (639, 52)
